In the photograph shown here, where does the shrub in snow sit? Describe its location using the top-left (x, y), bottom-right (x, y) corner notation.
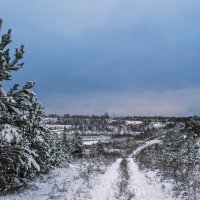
top-left (48, 131), bottom-right (71, 167)
top-left (90, 141), bottom-right (105, 157)
top-left (160, 118), bottom-right (200, 199)
top-left (70, 132), bottom-right (84, 157)
top-left (136, 117), bottom-right (200, 200)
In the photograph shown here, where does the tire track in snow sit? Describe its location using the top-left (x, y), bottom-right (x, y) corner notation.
top-left (130, 138), bottom-right (162, 157)
top-left (127, 139), bottom-right (174, 200)
top-left (128, 158), bottom-right (163, 200)
top-left (90, 158), bottom-right (122, 200)
top-left (90, 139), bottom-right (167, 200)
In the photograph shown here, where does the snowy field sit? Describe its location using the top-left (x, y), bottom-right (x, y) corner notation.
top-left (125, 120), bottom-right (143, 125)
top-left (1, 140), bottom-right (176, 200)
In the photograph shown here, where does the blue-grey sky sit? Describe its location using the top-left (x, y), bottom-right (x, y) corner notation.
top-left (1, 0), bottom-right (200, 116)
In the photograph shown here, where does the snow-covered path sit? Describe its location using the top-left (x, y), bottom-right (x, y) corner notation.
top-left (90, 158), bottom-right (122, 200)
top-left (130, 138), bottom-right (162, 157)
top-left (127, 158), bottom-right (174, 200)
top-left (2, 139), bottom-right (175, 200)
top-left (89, 139), bottom-right (174, 200)
top-left (126, 139), bottom-right (174, 200)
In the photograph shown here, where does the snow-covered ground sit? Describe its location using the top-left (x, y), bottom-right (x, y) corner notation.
top-left (46, 125), bottom-right (73, 130)
top-left (131, 138), bottom-right (162, 157)
top-left (83, 141), bottom-right (99, 145)
top-left (1, 158), bottom-right (113, 200)
top-left (43, 118), bottom-right (58, 124)
top-left (125, 120), bottom-right (143, 125)
top-left (2, 139), bottom-right (176, 200)
top-left (90, 159), bottom-right (122, 200)
top-left (147, 122), bottom-right (166, 129)
top-left (82, 135), bottom-right (111, 145)
top-left (127, 158), bottom-right (174, 200)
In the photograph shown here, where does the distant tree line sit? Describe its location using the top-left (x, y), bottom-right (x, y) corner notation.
top-left (46, 113), bottom-right (190, 123)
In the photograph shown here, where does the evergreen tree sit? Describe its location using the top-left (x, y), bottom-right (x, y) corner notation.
top-left (95, 141), bottom-right (105, 155)
top-left (161, 118), bottom-right (200, 199)
top-left (60, 127), bottom-right (71, 159)
top-left (0, 19), bottom-right (53, 192)
top-left (70, 132), bottom-right (84, 157)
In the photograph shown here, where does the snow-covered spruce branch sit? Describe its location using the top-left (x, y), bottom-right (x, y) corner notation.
top-left (0, 19), bottom-right (68, 193)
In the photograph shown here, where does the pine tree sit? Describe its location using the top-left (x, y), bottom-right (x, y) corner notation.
top-left (71, 132), bottom-right (84, 157)
top-left (0, 19), bottom-right (53, 192)
top-left (95, 141), bottom-right (105, 155)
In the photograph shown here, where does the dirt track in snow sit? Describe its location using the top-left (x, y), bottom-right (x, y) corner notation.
top-left (89, 139), bottom-right (174, 200)
top-left (2, 139), bottom-right (175, 200)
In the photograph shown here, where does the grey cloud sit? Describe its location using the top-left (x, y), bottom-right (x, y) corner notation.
top-left (2, 0), bottom-right (200, 115)
top-left (43, 87), bottom-right (200, 116)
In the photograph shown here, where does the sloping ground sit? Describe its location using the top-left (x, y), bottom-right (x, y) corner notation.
top-left (130, 138), bottom-right (162, 157)
top-left (1, 164), bottom-right (85, 200)
top-left (89, 159), bottom-right (122, 200)
top-left (1, 139), bottom-right (176, 200)
top-left (126, 139), bottom-right (175, 200)
top-left (127, 158), bottom-right (174, 200)
top-left (89, 139), bottom-right (175, 200)
top-left (1, 159), bottom-right (112, 200)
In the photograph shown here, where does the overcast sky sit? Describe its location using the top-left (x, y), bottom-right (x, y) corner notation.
top-left (1, 0), bottom-right (200, 116)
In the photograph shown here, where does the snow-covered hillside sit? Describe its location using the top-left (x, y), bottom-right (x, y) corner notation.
top-left (3, 139), bottom-right (175, 200)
